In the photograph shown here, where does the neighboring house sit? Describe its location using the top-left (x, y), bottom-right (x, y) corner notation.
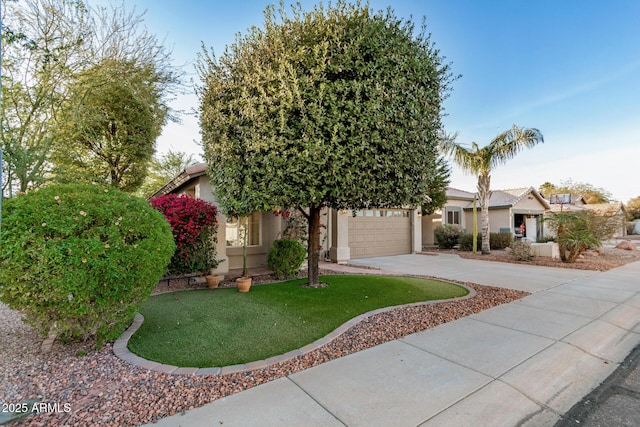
top-left (545, 194), bottom-right (628, 238)
top-left (150, 163), bottom-right (423, 275)
top-left (584, 202), bottom-right (628, 238)
top-left (422, 187), bottom-right (551, 245)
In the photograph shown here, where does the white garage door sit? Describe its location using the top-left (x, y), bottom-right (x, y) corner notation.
top-left (348, 209), bottom-right (412, 259)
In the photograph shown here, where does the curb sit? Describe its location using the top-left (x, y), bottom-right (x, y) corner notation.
top-left (113, 282), bottom-right (477, 376)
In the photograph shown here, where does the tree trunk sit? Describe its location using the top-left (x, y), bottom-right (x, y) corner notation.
top-left (477, 174), bottom-right (491, 255)
top-left (306, 204), bottom-right (321, 287)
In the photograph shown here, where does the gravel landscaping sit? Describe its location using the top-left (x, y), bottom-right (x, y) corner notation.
top-left (1, 272), bottom-right (527, 427)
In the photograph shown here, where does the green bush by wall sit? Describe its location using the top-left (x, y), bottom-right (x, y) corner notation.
top-left (267, 239), bottom-right (307, 278)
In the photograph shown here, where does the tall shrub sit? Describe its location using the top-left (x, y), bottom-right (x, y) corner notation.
top-left (0, 184), bottom-right (175, 348)
top-left (434, 224), bottom-right (463, 249)
top-left (150, 194), bottom-right (220, 275)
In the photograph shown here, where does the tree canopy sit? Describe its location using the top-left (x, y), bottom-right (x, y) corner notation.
top-left (52, 58), bottom-right (168, 192)
top-left (538, 180), bottom-right (612, 204)
top-left (198, 1), bottom-right (455, 285)
top-left (626, 196), bottom-right (640, 220)
top-left (1, 0), bottom-right (179, 195)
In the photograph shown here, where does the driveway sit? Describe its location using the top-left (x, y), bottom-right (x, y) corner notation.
top-left (347, 253), bottom-right (597, 293)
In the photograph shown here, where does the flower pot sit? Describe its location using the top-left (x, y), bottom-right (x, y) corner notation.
top-left (236, 277), bottom-right (252, 293)
top-left (206, 275), bottom-right (221, 289)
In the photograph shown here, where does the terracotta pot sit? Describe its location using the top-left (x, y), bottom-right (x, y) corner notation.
top-left (206, 275), bottom-right (221, 289)
top-left (236, 277), bottom-right (252, 293)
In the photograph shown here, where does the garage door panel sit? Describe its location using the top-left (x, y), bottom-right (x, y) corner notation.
top-left (348, 209), bottom-right (412, 259)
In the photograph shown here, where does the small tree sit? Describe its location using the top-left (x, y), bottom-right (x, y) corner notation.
top-left (546, 211), bottom-right (600, 263)
top-left (150, 194), bottom-right (219, 275)
top-left (440, 126), bottom-right (544, 255)
top-left (626, 196), bottom-right (640, 221)
top-left (0, 184), bottom-right (174, 349)
top-left (198, 2), bottom-right (455, 287)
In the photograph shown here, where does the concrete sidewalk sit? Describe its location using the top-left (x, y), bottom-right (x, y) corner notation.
top-left (146, 255), bottom-right (640, 427)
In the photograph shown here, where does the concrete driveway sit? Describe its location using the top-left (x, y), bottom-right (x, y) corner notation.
top-left (348, 253), bottom-right (597, 293)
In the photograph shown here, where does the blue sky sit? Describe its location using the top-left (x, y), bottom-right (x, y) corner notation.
top-left (92, 0), bottom-right (640, 202)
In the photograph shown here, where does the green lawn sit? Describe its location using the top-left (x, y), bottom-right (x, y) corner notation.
top-left (128, 275), bottom-right (468, 367)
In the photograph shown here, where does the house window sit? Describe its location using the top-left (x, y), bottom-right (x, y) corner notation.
top-left (226, 212), bottom-right (261, 247)
top-left (445, 208), bottom-right (461, 225)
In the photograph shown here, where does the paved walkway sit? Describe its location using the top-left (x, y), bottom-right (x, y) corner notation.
top-left (145, 254), bottom-right (640, 427)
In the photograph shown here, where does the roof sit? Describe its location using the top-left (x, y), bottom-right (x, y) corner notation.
top-left (454, 186), bottom-right (551, 210)
top-left (148, 162), bottom-right (207, 199)
top-left (446, 187), bottom-right (476, 200)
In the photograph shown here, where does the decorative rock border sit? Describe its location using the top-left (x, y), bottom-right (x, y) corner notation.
top-left (113, 284), bottom-right (476, 376)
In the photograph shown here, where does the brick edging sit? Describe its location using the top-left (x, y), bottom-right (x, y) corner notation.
top-left (113, 284), bottom-right (477, 376)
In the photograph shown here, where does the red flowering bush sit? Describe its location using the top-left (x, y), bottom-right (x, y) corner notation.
top-left (150, 194), bottom-right (220, 275)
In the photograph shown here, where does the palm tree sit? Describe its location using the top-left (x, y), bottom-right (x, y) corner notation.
top-left (440, 125), bottom-right (544, 254)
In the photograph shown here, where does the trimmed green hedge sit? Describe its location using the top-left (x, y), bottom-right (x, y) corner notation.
top-left (0, 184), bottom-right (175, 347)
top-left (458, 232), bottom-right (513, 251)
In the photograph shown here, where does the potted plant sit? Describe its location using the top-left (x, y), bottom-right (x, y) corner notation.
top-left (235, 221), bottom-right (252, 292)
top-left (205, 260), bottom-right (224, 289)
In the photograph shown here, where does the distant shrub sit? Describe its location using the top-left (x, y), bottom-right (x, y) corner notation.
top-left (537, 236), bottom-right (556, 243)
top-left (434, 224), bottom-right (463, 249)
top-left (491, 232), bottom-right (513, 250)
top-left (459, 232), bottom-right (513, 251)
top-left (458, 233), bottom-right (476, 251)
top-left (0, 184), bottom-right (174, 348)
top-left (267, 239), bottom-right (307, 278)
top-left (150, 194), bottom-right (220, 275)
top-left (511, 239), bottom-right (533, 261)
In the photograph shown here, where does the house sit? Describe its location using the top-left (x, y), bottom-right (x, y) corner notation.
top-left (422, 187), bottom-right (551, 245)
top-left (150, 163), bottom-right (423, 275)
top-left (583, 202), bottom-right (628, 238)
top-left (544, 194), bottom-right (628, 238)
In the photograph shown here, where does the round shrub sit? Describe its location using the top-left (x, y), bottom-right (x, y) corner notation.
top-left (267, 239), bottom-right (307, 279)
top-left (511, 239), bottom-right (533, 261)
top-left (150, 194), bottom-right (219, 275)
top-left (0, 184), bottom-right (175, 347)
top-left (434, 224), bottom-right (463, 249)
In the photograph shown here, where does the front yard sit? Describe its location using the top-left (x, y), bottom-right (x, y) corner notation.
top-left (0, 271), bottom-right (526, 426)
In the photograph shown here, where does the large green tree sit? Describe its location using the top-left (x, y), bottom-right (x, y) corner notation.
top-left (1, 0), bottom-right (90, 195)
top-left (1, 0), bottom-right (179, 195)
top-left (440, 126), bottom-right (544, 254)
top-left (52, 58), bottom-right (169, 192)
top-left (198, 2), bottom-right (455, 286)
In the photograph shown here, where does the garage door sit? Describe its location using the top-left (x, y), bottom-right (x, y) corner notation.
top-left (348, 209), bottom-right (412, 259)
